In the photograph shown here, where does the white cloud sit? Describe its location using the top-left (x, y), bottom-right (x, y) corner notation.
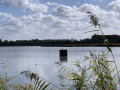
top-left (79, 3), bottom-right (100, 12)
top-left (46, 2), bottom-right (58, 6)
top-left (84, 0), bottom-right (104, 2)
top-left (53, 5), bottom-right (77, 17)
top-left (51, 20), bottom-right (67, 28)
top-left (0, 13), bottom-right (27, 36)
top-left (52, 4), bottom-right (114, 21)
top-left (0, 12), bottom-right (59, 40)
top-left (108, 0), bottom-right (120, 12)
top-left (0, 0), bottom-right (28, 6)
top-left (0, 0), bottom-right (48, 12)
top-left (20, 13), bottom-right (58, 25)
top-left (78, 3), bottom-right (109, 18)
top-left (0, 2), bottom-right (120, 40)
top-left (0, 12), bottom-right (13, 19)
top-left (25, 2), bottom-right (48, 12)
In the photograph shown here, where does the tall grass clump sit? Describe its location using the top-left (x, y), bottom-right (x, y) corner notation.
top-left (20, 70), bottom-right (49, 90)
top-left (0, 61), bottom-right (19, 90)
top-left (20, 70), bottom-right (61, 90)
top-left (87, 11), bottom-right (120, 84)
top-left (59, 12), bottom-right (120, 90)
top-left (0, 62), bottom-right (50, 90)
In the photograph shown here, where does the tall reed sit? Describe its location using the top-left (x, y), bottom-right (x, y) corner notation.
top-left (59, 11), bottom-right (120, 90)
top-left (87, 11), bottom-right (120, 85)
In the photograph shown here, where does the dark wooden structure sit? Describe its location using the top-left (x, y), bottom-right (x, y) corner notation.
top-left (59, 49), bottom-right (67, 56)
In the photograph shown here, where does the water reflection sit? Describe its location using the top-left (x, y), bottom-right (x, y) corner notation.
top-left (60, 56), bottom-right (67, 62)
top-left (0, 46), bottom-right (119, 88)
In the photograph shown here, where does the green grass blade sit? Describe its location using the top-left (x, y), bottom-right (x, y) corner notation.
top-left (111, 66), bottom-right (117, 73)
top-left (41, 84), bottom-right (49, 90)
top-left (34, 78), bottom-right (39, 90)
top-left (36, 80), bottom-right (42, 89)
top-left (39, 81), bottom-right (45, 90)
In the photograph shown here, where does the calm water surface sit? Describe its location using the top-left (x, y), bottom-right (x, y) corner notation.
top-left (0, 46), bottom-right (120, 88)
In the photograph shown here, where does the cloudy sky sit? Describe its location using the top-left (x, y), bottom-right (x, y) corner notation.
top-left (0, 0), bottom-right (120, 40)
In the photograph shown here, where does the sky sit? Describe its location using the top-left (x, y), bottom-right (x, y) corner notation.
top-left (0, 0), bottom-right (120, 40)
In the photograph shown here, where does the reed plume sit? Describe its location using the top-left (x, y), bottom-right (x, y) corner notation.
top-left (87, 11), bottom-right (99, 27)
top-left (20, 70), bottom-right (39, 81)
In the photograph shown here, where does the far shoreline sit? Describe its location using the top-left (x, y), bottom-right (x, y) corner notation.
top-left (0, 43), bottom-right (120, 47)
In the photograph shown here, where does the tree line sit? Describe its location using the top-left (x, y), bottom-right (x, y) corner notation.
top-left (0, 35), bottom-right (120, 46)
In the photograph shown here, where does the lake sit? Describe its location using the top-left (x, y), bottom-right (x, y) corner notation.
top-left (0, 46), bottom-right (120, 89)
